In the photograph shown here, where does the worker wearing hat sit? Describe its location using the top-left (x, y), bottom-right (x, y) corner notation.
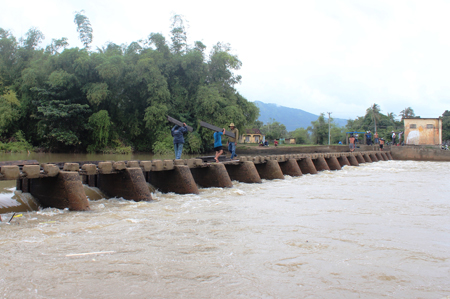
top-left (227, 123), bottom-right (239, 160)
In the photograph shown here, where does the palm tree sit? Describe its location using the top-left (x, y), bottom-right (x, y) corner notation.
top-left (387, 112), bottom-right (396, 124)
top-left (366, 103), bottom-right (381, 133)
top-left (399, 107), bottom-right (415, 120)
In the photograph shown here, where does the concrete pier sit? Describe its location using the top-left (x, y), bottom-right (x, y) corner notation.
top-left (224, 161), bottom-right (261, 183)
top-left (30, 171), bottom-right (90, 211)
top-left (363, 153), bottom-right (372, 163)
top-left (254, 160), bottom-right (285, 180)
top-left (325, 156), bottom-right (342, 170)
top-left (190, 163), bottom-right (233, 188)
top-left (98, 167), bottom-right (152, 201)
top-left (376, 152), bottom-right (385, 161)
top-left (149, 165), bottom-right (199, 194)
top-left (2, 151), bottom-right (394, 212)
top-left (313, 156), bottom-right (331, 171)
top-left (278, 159), bottom-right (303, 177)
top-left (337, 155), bottom-right (351, 167)
top-left (297, 157), bottom-right (318, 174)
top-left (347, 154), bottom-right (359, 166)
top-left (386, 152), bottom-right (393, 160)
top-left (356, 153), bottom-right (366, 163)
top-left (369, 153), bottom-right (379, 162)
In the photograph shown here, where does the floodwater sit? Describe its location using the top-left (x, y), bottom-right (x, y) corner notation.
top-left (1, 159), bottom-right (450, 298)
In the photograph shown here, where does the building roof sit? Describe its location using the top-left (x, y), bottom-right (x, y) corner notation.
top-left (245, 128), bottom-right (262, 134)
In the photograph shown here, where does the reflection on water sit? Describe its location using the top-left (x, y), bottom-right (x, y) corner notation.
top-left (0, 160), bottom-right (449, 298)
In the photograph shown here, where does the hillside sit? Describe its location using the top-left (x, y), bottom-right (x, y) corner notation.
top-left (254, 101), bottom-right (348, 131)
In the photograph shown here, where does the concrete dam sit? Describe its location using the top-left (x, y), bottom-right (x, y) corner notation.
top-left (1, 151), bottom-right (392, 211)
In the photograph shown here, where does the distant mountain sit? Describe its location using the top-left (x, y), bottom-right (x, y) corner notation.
top-left (254, 101), bottom-right (348, 132)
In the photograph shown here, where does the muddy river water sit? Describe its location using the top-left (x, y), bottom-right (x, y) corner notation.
top-left (0, 156), bottom-right (449, 298)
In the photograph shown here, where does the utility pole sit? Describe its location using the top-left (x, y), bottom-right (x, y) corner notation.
top-left (327, 112), bottom-right (332, 145)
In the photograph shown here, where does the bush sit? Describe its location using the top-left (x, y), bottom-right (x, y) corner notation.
top-left (0, 130), bottom-right (34, 153)
top-left (87, 139), bottom-right (132, 154)
top-left (152, 132), bottom-right (173, 155)
top-left (185, 132), bottom-right (203, 154)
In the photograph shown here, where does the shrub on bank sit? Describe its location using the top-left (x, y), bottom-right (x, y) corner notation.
top-left (87, 139), bottom-right (133, 154)
top-left (0, 131), bottom-right (34, 153)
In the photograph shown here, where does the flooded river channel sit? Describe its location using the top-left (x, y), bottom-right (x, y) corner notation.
top-left (1, 155), bottom-right (449, 298)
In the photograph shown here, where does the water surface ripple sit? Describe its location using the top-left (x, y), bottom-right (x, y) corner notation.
top-left (1, 160), bottom-right (449, 298)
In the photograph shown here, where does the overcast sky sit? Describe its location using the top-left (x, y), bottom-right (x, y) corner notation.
top-left (2, 0), bottom-right (449, 120)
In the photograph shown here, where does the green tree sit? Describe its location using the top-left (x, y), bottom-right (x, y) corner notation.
top-left (74, 10), bottom-right (93, 49)
top-left (87, 110), bottom-right (110, 152)
top-left (0, 28), bottom-right (18, 84)
top-left (170, 14), bottom-right (187, 54)
top-left (31, 68), bottom-right (91, 149)
top-left (309, 113), bottom-right (328, 144)
top-left (45, 37), bottom-right (69, 55)
top-left (0, 15), bottom-right (260, 154)
top-left (260, 119), bottom-right (287, 140)
top-left (387, 112), bottom-right (396, 123)
top-left (20, 27), bottom-right (45, 50)
top-left (330, 125), bottom-right (345, 144)
top-left (399, 107), bottom-right (416, 120)
top-left (207, 42), bottom-right (242, 87)
top-left (366, 103), bottom-right (381, 133)
top-left (288, 127), bottom-right (310, 144)
top-left (442, 110), bottom-right (450, 142)
top-left (0, 87), bottom-right (20, 135)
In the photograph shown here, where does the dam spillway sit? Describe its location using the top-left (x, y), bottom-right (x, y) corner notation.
top-left (1, 151), bottom-right (391, 211)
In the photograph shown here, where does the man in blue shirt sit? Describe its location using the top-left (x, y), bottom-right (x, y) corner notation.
top-left (171, 123), bottom-right (188, 159)
top-left (366, 131), bottom-right (372, 145)
top-left (213, 128), bottom-right (225, 163)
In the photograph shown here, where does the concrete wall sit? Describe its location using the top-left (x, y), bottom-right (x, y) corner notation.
top-left (237, 145), bottom-right (351, 155)
top-left (390, 145), bottom-right (450, 161)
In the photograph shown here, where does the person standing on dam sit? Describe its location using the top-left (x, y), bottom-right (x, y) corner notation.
top-left (171, 123), bottom-right (188, 160)
top-left (227, 123), bottom-right (239, 160)
top-left (366, 131), bottom-right (372, 145)
top-left (379, 138), bottom-right (385, 150)
top-left (214, 128), bottom-right (225, 163)
top-left (349, 134), bottom-right (356, 152)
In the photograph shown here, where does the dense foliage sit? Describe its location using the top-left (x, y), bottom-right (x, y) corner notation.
top-left (0, 13), bottom-right (259, 153)
top-left (442, 110), bottom-right (450, 143)
top-left (254, 115), bottom-right (345, 145)
top-left (307, 113), bottom-right (345, 144)
top-left (258, 118), bottom-right (287, 141)
top-left (345, 104), bottom-right (404, 142)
